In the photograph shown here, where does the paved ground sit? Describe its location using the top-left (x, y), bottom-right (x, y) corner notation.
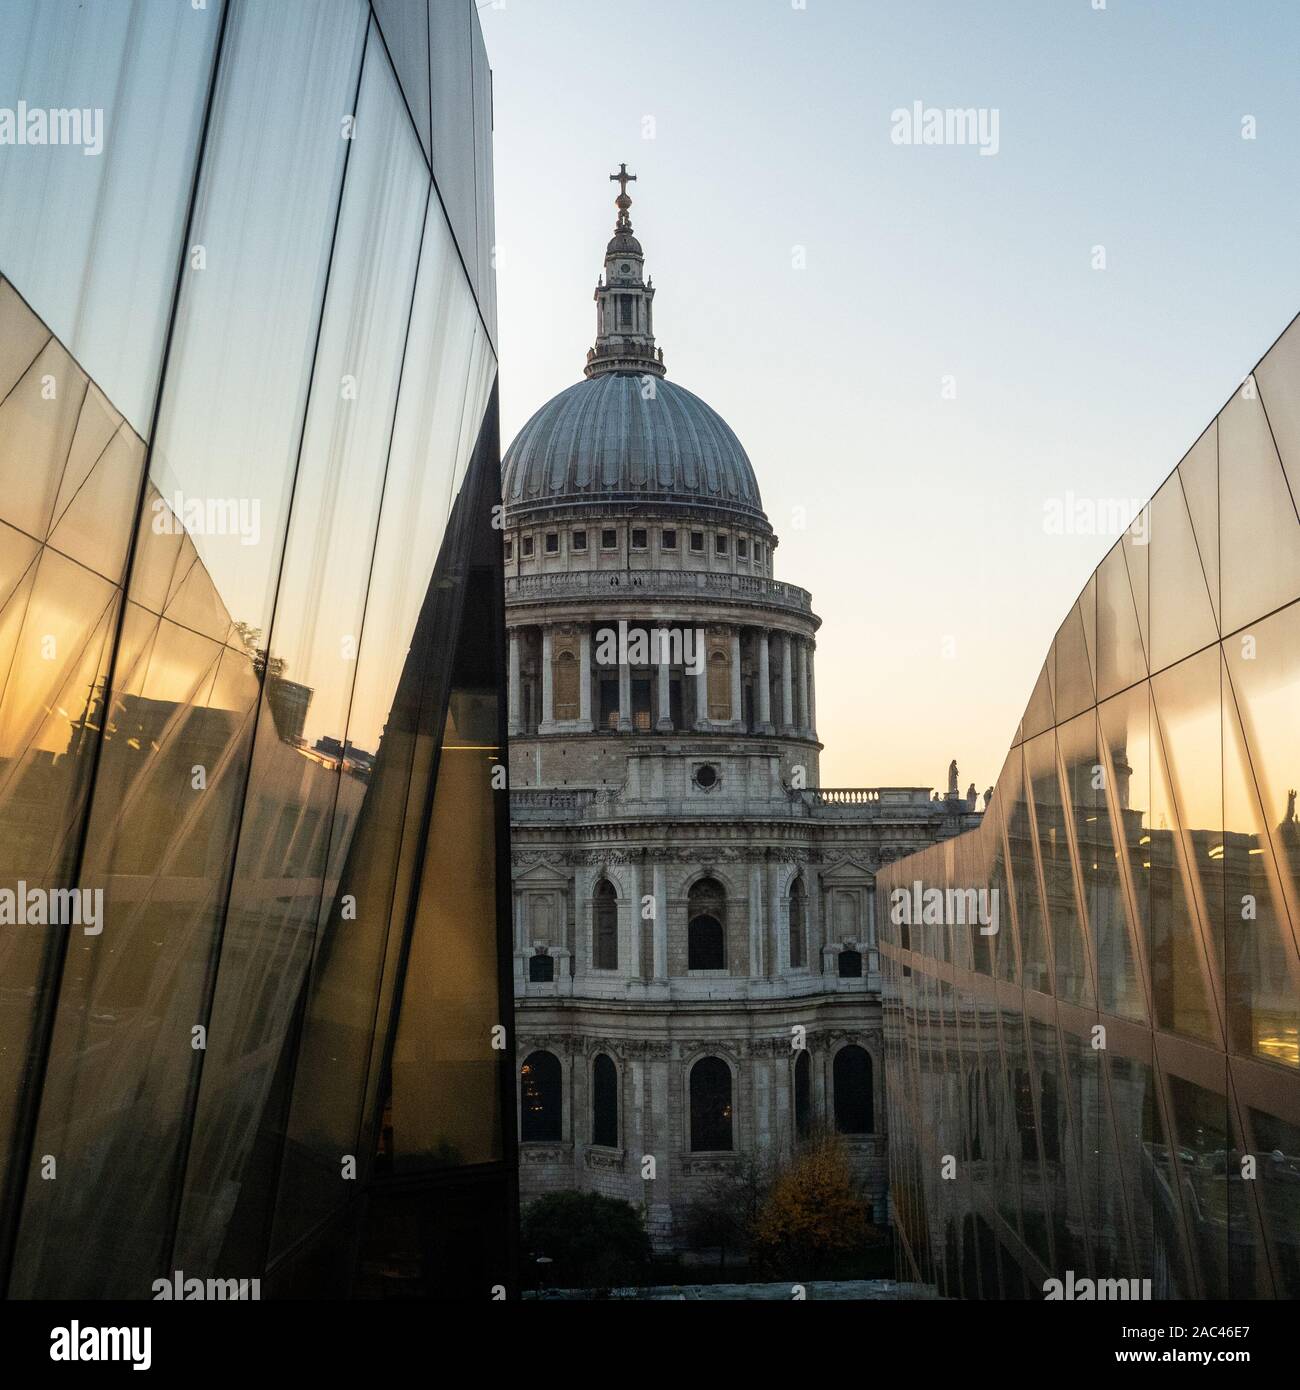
top-left (527, 1279), bottom-right (940, 1300)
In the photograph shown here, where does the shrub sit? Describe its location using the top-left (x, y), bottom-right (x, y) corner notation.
top-left (521, 1191), bottom-right (652, 1292)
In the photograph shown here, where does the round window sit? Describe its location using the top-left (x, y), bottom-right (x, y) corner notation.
top-left (694, 764), bottom-right (719, 790)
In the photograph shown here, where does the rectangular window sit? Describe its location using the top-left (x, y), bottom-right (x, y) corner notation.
top-left (619, 295), bottom-right (633, 327)
top-left (572, 529), bottom-right (587, 551)
top-left (633, 678), bottom-right (652, 731)
top-left (601, 528), bottom-right (618, 550)
top-left (689, 531), bottom-right (704, 553)
top-left (631, 527), bottom-right (647, 549)
top-left (715, 534), bottom-right (728, 556)
top-left (599, 678), bottom-right (619, 729)
top-left (661, 528), bottom-right (677, 550)
top-left (504, 540), bottom-right (513, 560)
top-left (544, 532), bottom-right (559, 554)
top-left (737, 538), bottom-right (748, 560)
top-left (521, 535), bottom-right (534, 558)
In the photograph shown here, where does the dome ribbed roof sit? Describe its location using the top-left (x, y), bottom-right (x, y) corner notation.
top-left (501, 374), bottom-right (766, 522)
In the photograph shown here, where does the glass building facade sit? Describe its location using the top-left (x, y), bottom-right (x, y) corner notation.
top-left (880, 318), bottom-right (1300, 1300)
top-left (0, 0), bottom-right (515, 1298)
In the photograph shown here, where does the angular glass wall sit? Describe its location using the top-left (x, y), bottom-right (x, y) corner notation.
top-left (880, 315), bottom-right (1300, 1300)
top-left (0, 0), bottom-right (512, 1299)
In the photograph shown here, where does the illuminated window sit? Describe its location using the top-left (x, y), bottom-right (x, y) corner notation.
top-left (520, 1050), bottom-right (562, 1142)
top-left (690, 1056), bottom-right (733, 1151)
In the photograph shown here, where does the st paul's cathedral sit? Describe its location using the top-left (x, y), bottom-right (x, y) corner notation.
top-left (501, 167), bottom-right (980, 1249)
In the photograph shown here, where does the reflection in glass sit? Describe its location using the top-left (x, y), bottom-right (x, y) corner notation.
top-left (878, 305), bottom-right (1300, 1300)
top-left (0, 0), bottom-right (222, 433)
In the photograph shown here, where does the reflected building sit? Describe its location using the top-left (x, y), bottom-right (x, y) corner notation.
top-left (0, 0), bottom-right (514, 1299)
top-left (879, 315), bottom-right (1300, 1299)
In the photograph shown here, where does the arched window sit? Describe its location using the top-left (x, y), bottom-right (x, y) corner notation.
top-left (553, 648), bottom-right (579, 720)
top-left (690, 1056), bottom-right (733, 1151)
top-left (688, 877), bottom-right (726, 970)
top-left (707, 649), bottom-right (731, 721)
top-left (528, 953), bottom-right (553, 983)
top-left (592, 1053), bottom-right (618, 1148)
top-left (794, 1049), bottom-right (812, 1139)
top-left (788, 876), bottom-right (807, 969)
top-left (520, 1050), bottom-right (562, 1142)
top-left (838, 947), bottom-right (862, 978)
top-left (833, 1044), bottom-right (873, 1134)
top-left (593, 878), bottom-right (618, 970)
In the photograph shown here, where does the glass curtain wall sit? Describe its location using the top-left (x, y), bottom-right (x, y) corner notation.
top-left (0, 0), bottom-right (511, 1299)
top-left (880, 315), bottom-right (1300, 1301)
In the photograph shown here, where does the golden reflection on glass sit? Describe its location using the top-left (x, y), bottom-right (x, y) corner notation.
top-left (390, 691), bottom-right (503, 1169)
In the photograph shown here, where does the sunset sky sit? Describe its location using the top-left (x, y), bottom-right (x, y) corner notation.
top-left (482, 0), bottom-right (1300, 793)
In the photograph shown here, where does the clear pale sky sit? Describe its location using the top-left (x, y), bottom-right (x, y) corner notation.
top-left (480, 0), bottom-right (1300, 793)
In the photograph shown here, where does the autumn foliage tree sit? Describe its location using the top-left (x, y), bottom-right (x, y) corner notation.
top-left (750, 1133), bottom-right (881, 1278)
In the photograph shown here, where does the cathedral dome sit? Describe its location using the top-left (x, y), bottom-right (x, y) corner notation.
top-left (501, 372), bottom-right (767, 523)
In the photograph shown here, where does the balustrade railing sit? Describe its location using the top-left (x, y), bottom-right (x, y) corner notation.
top-left (505, 568), bottom-right (813, 615)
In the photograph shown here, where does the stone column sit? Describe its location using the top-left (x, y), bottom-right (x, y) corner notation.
top-left (540, 625), bottom-right (555, 729)
top-left (578, 626), bottom-right (593, 730)
top-left (656, 648), bottom-right (672, 732)
top-left (618, 651), bottom-right (632, 732)
top-left (807, 871), bottom-right (823, 973)
top-left (768, 859), bottom-right (783, 976)
top-left (693, 647), bottom-right (709, 730)
top-left (652, 860), bottom-right (668, 979)
top-left (756, 630), bottom-right (772, 734)
top-left (867, 883), bottom-right (879, 979)
top-left (508, 629), bottom-right (522, 735)
top-left (796, 639), bottom-right (809, 735)
top-left (627, 857), bottom-right (643, 980)
top-left (808, 643), bottom-right (817, 739)
top-left (573, 868), bottom-right (589, 979)
top-left (780, 632), bottom-right (794, 733)
top-left (748, 862), bottom-right (764, 976)
top-left (729, 627), bottom-right (742, 727)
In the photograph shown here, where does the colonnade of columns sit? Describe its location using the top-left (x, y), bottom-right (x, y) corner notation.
top-left (507, 621), bottom-right (817, 738)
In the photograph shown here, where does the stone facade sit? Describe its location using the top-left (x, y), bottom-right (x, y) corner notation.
top-left (503, 170), bottom-right (980, 1250)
